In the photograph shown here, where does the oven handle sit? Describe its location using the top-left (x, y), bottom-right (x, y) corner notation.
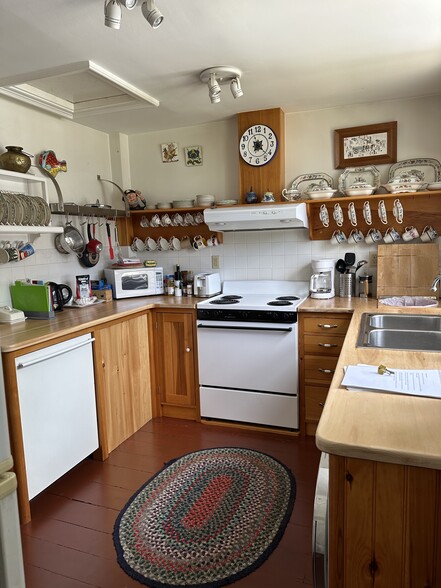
top-left (197, 324), bottom-right (293, 332)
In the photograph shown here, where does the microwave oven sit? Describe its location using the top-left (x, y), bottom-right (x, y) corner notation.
top-left (104, 267), bottom-right (164, 299)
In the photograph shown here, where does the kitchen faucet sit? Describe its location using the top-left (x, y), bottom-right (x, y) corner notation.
top-left (430, 275), bottom-right (441, 291)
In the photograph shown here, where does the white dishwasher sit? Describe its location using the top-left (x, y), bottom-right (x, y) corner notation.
top-left (15, 333), bottom-right (98, 499)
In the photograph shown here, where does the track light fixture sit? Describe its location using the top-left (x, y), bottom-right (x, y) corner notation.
top-left (141, 0), bottom-right (164, 28)
top-left (200, 66), bottom-right (243, 104)
top-left (104, 0), bottom-right (164, 30)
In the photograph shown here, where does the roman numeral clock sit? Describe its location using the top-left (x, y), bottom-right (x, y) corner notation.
top-left (238, 108), bottom-right (285, 203)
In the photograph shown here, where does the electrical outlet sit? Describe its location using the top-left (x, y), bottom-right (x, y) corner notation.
top-left (212, 255), bottom-right (220, 269)
top-left (369, 251), bottom-right (378, 266)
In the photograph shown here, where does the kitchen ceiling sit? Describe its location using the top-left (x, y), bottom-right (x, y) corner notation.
top-left (0, 0), bottom-right (440, 135)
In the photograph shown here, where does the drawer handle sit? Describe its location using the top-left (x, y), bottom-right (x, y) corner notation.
top-left (319, 402), bottom-right (325, 407)
top-left (318, 343), bottom-right (338, 347)
top-left (318, 324), bottom-right (338, 329)
top-left (318, 368), bottom-right (335, 374)
top-left (185, 347), bottom-right (191, 352)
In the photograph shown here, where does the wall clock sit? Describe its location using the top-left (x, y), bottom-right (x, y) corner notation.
top-left (239, 124), bottom-right (278, 167)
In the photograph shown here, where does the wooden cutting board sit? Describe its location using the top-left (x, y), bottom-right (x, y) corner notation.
top-left (377, 243), bottom-right (439, 297)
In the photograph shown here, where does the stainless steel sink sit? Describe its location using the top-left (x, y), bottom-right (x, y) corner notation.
top-left (357, 313), bottom-right (441, 351)
top-left (367, 329), bottom-right (441, 351)
top-left (369, 314), bottom-right (441, 331)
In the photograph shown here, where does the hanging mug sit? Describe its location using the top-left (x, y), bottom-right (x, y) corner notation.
top-left (333, 203), bottom-right (344, 227)
top-left (319, 204), bottom-right (329, 227)
top-left (330, 230), bottom-right (347, 245)
top-left (347, 229), bottom-right (364, 245)
top-left (363, 201), bottom-right (372, 225)
top-left (348, 202), bottom-right (357, 226)
top-left (401, 226), bottom-right (419, 242)
top-left (383, 227), bottom-right (401, 244)
top-left (365, 228), bottom-right (382, 244)
top-left (420, 225), bottom-right (439, 242)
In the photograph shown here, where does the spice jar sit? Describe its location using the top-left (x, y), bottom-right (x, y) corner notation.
top-left (358, 274), bottom-right (372, 298)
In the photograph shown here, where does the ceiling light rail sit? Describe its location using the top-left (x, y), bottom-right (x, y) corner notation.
top-left (104, 0), bottom-right (164, 30)
top-left (200, 66), bottom-right (244, 104)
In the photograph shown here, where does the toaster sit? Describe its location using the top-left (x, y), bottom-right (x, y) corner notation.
top-left (193, 273), bottom-right (221, 297)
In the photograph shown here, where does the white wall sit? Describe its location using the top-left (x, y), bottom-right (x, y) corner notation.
top-left (0, 93), bottom-right (440, 308)
top-left (127, 94), bottom-right (441, 290)
top-left (0, 96), bottom-right (119, 305)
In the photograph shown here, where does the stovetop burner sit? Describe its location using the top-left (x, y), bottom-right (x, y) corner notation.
top-left (267, 300), bottom-right (294, 306)
top-left (209, 298), bottom-right (240, 305)
top-left (219, 295), bottom-right (243, 300)
top-left (276, 295), bottom-right (300, 301)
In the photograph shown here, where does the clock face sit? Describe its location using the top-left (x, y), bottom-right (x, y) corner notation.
top-left (239, 124), bottom-right (278, 167)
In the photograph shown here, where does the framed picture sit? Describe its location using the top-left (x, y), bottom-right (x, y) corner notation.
top-left (161, 142), bottom-right (179, 163)
top-left (184, 145), bottom-right (203, 167)
top-left (334, 121), bottom-right (397, 169)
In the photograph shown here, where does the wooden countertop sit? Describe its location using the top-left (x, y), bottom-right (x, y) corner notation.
top-left (316, 303), bottom-right (441, 470)
top-left (0, 295), bottom-right (197, 352)
top-left (299, 296), bottom-right (378, 313)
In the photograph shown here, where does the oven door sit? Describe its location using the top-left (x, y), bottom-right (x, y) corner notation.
top-left (197, 319), bottom-right (299, 428)
top-left (197, 319), bottom-right (298, 395)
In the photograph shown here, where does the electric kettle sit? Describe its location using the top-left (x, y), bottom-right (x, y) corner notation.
top-left (48, 282), bottom-right (72, 311)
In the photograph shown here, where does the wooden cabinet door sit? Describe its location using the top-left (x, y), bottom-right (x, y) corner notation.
top-left (155, 311), bottom-right (197, 415)
top-left (95, 313), bottom-right (152, 455)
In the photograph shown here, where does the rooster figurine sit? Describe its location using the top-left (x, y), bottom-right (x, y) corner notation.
top-left (39, 150), bottom-right (67, 177)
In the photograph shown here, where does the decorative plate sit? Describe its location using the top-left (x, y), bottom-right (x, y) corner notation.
top-left (338, 166), bottom-right (380, 194)
top-left (291, 173), bottom-right (334, 193)
top-left (388, 158), bottom-right (441, 183)
top-left (18, 195), bottom-right (33, 226)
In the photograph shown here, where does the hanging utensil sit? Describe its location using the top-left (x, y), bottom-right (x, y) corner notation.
top-left (80, 222), bottom-right (100, 267)
top-left (344, 252), bottom-right (356, 268)
top-left (355, 260), bottom-right (368, 273)
top-left (114, 220), bottom-right (122, 262)
top-left (106, 221), bottom-right (115, 260)
top-left (335, 259), bottom-right (346, 274)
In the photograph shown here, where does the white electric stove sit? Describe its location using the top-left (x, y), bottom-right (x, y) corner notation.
top-left (196, 280), bottom-right (309, 429)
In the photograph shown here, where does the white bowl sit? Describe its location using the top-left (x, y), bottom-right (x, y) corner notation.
top-left (427, 182), bottom-right (441, 191)
top-left (343, 187), bottom-right (375, 196)
top-left (384, 182), bottom-right (425, 193)
top-left (196, 194), bottom-right (215, 202)
top-left (304, 189), bottom-right (337, 199)
top-left (156, 202), bottom-right (173, 209)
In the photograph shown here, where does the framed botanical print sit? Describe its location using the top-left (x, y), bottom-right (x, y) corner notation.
top-left (334, 121), bottom-right (397, 169)
top-left (161, 142), bottom-right (179, 163)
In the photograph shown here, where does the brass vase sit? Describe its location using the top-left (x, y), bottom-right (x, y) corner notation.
top-left (0, 146), bottom-right (31, 173)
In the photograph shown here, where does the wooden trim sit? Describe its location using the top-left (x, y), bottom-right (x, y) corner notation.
top-left (334, 121), bottom-right (397, 169)
top-left (200, 418), bottom-right (300, 436)
top-left (147, 311), bottom-right (160, 418)
top-left (2, 352), bottom-right (31, 524)
top-left (91, 329), bottom-right (109, 461)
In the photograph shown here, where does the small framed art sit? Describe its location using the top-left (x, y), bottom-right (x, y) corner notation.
top-left (161, 142), bottom-right (179, 163)
top-left (184, 145), bottom-right (203, 167)
top-left (334, 121), bottom-right (397, 169)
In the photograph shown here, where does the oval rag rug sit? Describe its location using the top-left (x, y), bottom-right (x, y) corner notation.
top-left (113, 447), bottom-right (296, 587)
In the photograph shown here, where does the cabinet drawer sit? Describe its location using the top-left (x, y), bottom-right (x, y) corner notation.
top-left (304, 355), bottom-right (338, 382)
top-left (304, 333), bottom-right (345, 356)
top-left (303, 316), bottom-right (350, 335)
top-left (305, 386), bottom-right (328, 422)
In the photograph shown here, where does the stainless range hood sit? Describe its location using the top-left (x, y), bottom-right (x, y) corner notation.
top-left (203, 203), bottom-right (309, 232)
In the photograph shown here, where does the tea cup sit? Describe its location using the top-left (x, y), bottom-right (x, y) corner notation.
top-left (383, 227), bottom-right (401, 244)
top-left (363, 201), bottom-right (372, 225)
top-left (150, 214), bottom-right (161, 227)
top-left (420, 225), bottom-right (439, 242)
top-left (393, 199), bottom-right (404, 224)
top-left (180, 235), bottom-right (192, 249)
top-left (333, 203), bottom-right (344, 227)
top-left (0, 246), bottom-right (19, 263)
top-left (156, 236), bottom-right (170, 251)
top-left (194, 212), bottom-right (204, 224)
top-left (192, 235), bottom-right (206, 250)
top-left (131, 237), bottom-right (146, 252)
top-left (184, 213), bottom-right (196, 226)
top-left (172, 213), bottom-right (184, 226)
top-left (145, 236), bottom-right (157, 251)
top-left (365, 228), bottom-right (382, 244)
top-left (207, 235), bottom-right (219, 247)
top-left (330, 230), bottom-right (347, 245)
top-left (160, 213), bottom-right (172, 227)
top-left (262, 191), bottom-right (275, 203)
top-left (319, 204), bottom-right (329, 227)
top-left (347, 229), bottom-right (364, 245)
top-left (140, 215), bottom-right (149, 228)
top-left (169, 236), bottom-right (181, 251)
top-left (401, 226), bottom-right (419, 242)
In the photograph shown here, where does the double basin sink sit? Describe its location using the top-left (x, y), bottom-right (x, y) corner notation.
top-left (358, 313), bottom-right (441, 352)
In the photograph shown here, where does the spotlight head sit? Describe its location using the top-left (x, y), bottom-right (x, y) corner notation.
top-left (120, 0), bottom-right (138, 8)
top-left (230, 77), bottom-right (243, 99)
top-left (104, 0), bottom-right (122, 29)
top-left (208, 73), bottom-right (221, 103)
top-left (141, 0), bottom-right (164, 28)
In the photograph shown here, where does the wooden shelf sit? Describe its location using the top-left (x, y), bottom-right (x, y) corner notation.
top-left (306, 189), bottom-right (441, 240)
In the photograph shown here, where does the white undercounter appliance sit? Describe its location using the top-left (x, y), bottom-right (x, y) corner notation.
top-left (197, 280), bottom-right (308, 429)
top-left (15, 334), bottom-right (99, 500)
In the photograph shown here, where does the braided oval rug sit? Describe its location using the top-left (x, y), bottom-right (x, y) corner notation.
top-left (113, 447), bottom-right (296, 587)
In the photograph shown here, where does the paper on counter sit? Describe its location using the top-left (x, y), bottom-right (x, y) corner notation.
top-left (342, 364), bottom-right (441, 399)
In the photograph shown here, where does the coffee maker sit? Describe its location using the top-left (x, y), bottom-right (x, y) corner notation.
top-left (309, 259), bottom-right (335, 299)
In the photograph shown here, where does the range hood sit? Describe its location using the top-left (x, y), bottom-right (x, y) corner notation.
top-left (203, 203), bottom-right (309, 232)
